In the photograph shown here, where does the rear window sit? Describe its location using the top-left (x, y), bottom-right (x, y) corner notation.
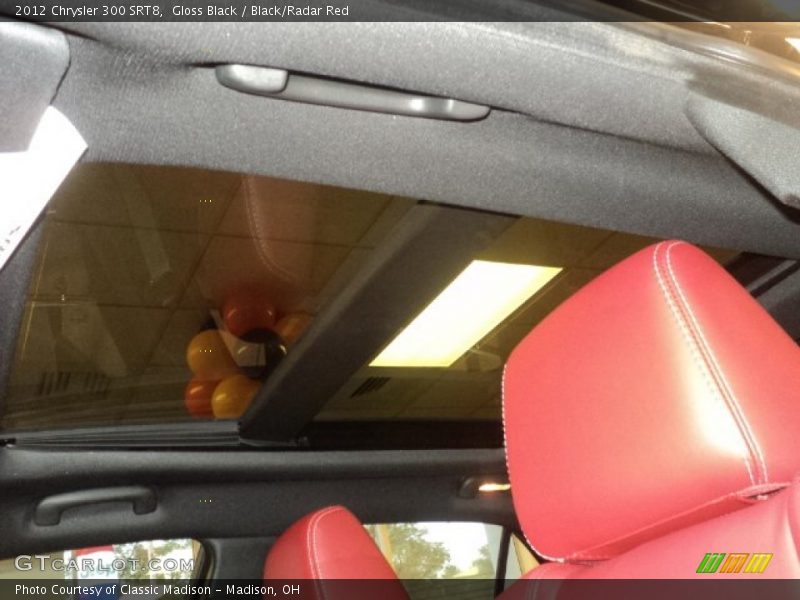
top-left (364, 522), bottom-right (540, 599)
top-left (365, 522), bottom-right (501, 579)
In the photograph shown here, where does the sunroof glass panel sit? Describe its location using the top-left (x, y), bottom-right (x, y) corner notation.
top-left (1, 162), bottom-right (738, 440)
top-left (2, 163), bottom-right (412, 431)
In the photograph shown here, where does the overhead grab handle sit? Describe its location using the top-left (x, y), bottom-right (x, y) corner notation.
top-left (215, 64), bottom-right (490, 122)
top-left (34, 486), bottom-right (157, 526)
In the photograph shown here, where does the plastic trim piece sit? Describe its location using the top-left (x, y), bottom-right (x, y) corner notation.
top-left (5, 421), bottom-right (245, 448)
top-left (215, 64), bottom-right (288, 95)
top-left (215, 64), bottom-right (490, 121)
top-left (34, 486), bottom-right (156, 526)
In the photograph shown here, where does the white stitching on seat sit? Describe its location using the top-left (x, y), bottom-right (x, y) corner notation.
top-left (502, 243), bottom-right (769, 569)
top-left (664, 241), bottom-right (768, 483)
top-left (308, 506), bottom-right (344, 600)
top-left (501, 361), bottom-right (565, 563)
top-left (652, 242), bottom-right (756, 485)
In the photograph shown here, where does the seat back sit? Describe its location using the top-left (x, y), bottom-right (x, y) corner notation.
top-left (263, 506), bottom-right (409, 600)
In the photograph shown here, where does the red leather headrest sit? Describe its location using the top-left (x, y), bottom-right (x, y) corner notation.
top-left (503, 241), bottom-right (800, 561)
top-left (264, 506), bottom-right (409, 600)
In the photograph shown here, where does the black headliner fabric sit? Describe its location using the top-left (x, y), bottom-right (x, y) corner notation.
top-left (688, 94), bottom-right (800, 211)
top-left (52, 32), bottom-right (800, 258)
top-left (55, 22), bottom-right (711, 151)
top-left (0, 21), bottom-right (69, 151)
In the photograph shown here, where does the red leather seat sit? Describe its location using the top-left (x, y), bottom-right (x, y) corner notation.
top-left (501, 241), bottom-right (800, 582)
top-left (263, 505), bottom-right (409, 599)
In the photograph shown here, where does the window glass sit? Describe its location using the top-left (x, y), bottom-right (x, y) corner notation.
top-left (365, 521), bottom-right (503, 600)
top-left (0, 539), bottom-right (201, 582)
top-left (1, 162), bottom-right (738, 441)
top-left (365, 522), bottom-right (501, 599)
top-left (365, 522), bottom-right (502, 579)
top-left (2, 163), bottom-right (411, 431)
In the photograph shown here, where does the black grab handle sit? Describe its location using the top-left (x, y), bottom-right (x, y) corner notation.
top-left (34, 486), bottom-right (157, 526)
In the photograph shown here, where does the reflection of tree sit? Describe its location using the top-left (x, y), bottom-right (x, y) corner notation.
top-left (442, 564), bottom-right (460, 578)
top-left (366, 524), bottom-right (455, 578)
top-left (470, 545), bottom-right (494, 578)
top-left (114, 539), bottom-right (193, 580)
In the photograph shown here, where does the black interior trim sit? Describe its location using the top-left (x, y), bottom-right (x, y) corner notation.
top-left (303, 420), bottom-right (504, 450)
top-left (1, 447), bottom-right (507, 489)
top-left (0, 447), bottom-right (514, 556)
top-left (727, 253), bottom-right (800, 295)
top-left (45, 24), bottom-right (800, 259)
top-left (34, 486), bottom-right (157, 526)
top-left (495, 526), bottom-right (512, 596)
top-left (5, 421), bottom-right (244, 448)
top-left (205, 537), bottom-right (274, 580)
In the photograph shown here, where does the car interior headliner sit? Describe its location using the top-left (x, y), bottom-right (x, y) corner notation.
top-left (2, 2), bottom-right (800, 561)
top-left (3, 14), bottom-right (800, 259)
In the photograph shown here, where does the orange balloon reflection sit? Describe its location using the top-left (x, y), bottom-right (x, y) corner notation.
top-left (184, 379), bottom-right (218, 418)
top-left (186, 329), bottom-right (239, 380)
top-left (212, 374), bottom-right (260, 419)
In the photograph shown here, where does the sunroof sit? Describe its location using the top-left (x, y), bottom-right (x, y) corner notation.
top-left (1, 163), bottom-right (737, 443)
top-left (2, 163), bottom-right (412, 431)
